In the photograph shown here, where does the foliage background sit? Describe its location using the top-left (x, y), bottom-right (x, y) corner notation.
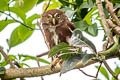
top-left (0, 0), bottom-right (120, 80)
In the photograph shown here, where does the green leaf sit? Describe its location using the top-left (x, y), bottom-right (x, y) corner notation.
top-left (48, 42), bottom-right (71, 57)
top-left (87, 23), bottom-right (98, 36)
top-left (110, 0), bottom-right (120, 3)
top-left (74, 20), bottom-right (98, 37)
top-left (9, 7), bottom-right (26, 22)
top-left (0, 61), bottom-right (8, 67)
top-left (111, 67), bottom-right (120, 80)
top-left (70, 29), bottom-right (96, 52)
top-left (59, 0), bottom-right (70, 6)
top-left (39, 58), bottom-right (50, 64)
top-left (20, 55), bottom-right (36, 60)
top-left (8, 14), bottom-right (40, 48)
top-left (0, 20), bottom-right (15, 32)
top-left (61, 7), bottom-right (76, 18)
top-left (47, 1), bottom-right (62, 10)
top-left (60, 53), bottom-right (86, 74)
top-left (0, 67), bottom-right (5, 75)
top-left (83, 7), bottom-right (97, 25)
top-left (114, 67), bottom-right (120, 75)
top-left (15, 0), bottom-right (38, 12)
top-left (82, 54), bottom-right (95, 64)
top-left (80, 0), bottom-right (95, 8)
top-left (20, 54), bottom-right (50, 64)
top-left (73, 20), bottom-right (89, 31)
top-left (20, 63), bottom-right (30, 67)
top-left (22, 57), bottom-right (31, 61)
top-left (0, 54), bottom-right (1, 60)
top-left (75, 0), bottom-right (83, 5)
top-left (8, 24), bottom-right (35, 48)
top-left (0, 0), bottom-right (8, 11)
top-left (82, 36), bottom-right (96, 52)
top-left (37, 0), bottom-right (44, 4)
top-left (60, 53), bottom-right (72, 60)
top-left (26, 14), bottom-right (40, 24)
top-left (114, 4), bottom-right (120, 9)
top-left (8, 55), bottom-right (17, 61)
top-left (95, 66), bottom-right (109, 80)
top-left (59, 48), bottom-right (80, 60)
top-left (18, 54), bottom-right (22, 60)
top-left (104, 8), bottom-right (109, 18)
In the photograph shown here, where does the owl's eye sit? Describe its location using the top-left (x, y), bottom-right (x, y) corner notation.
top-left (56, 15), bottom-right (60, 18)
top-left (47, 17), bottom-right (51, 20)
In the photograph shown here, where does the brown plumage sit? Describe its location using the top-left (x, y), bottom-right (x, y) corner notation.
top-left (41, 9), bottom-right (75, 50)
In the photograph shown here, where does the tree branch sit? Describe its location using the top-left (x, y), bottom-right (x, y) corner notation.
top-left (0, 55), bottom-right (118, 79)
top-left (107, 19), bottom-right (120, 35)
top-left (0, 47), bottom-right (15, 68)
top-left (101, 35), bottom-right (118, 80)
top-left (105, 0), bottom-right (120, 26)
top-left (96, 0), bottom-right (114, 44)
top-left (103, 60), bottom-right (118, 80)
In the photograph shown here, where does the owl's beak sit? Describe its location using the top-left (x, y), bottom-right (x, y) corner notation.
top-left (52, 18), bottom-right (56, 25)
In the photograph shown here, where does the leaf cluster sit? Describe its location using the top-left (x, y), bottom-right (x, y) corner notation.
top-left (0, 0), bottom-right (49, 69)
top-left (0, 0), bottom-right (120, 79)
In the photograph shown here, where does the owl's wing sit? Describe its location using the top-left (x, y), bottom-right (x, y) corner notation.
top-left (40, 26), bottom-right (49, 49)
top-left (66, 20), bottom-right (75, 31)
top-left (42, 25), bottom-right (55, 50)
top-left (64, 20), bottom-right (75, 44)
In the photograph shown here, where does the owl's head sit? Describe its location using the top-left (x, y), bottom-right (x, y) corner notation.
top-left (41, 9), bottom-right (67, 26)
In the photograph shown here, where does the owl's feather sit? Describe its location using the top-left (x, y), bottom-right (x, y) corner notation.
top-left (41, 9), bottom-right (75, 50)
top-left (41, 9), bottom-right (76, 68)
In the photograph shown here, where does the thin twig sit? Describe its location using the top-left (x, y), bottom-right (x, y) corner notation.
top-left (14, 61), bottom-right (21, 68)
top-left (36, 51), bottom-right (48, 57)
top-left (96, 0), bottom-right (114, 44)
top-left (8, 1), bottom-right (11, 16)
top-left (103, 60), bottom-right (118, 80)
top-left (102, 36), bottom-right (118, 80)
top-left (79, 69), bottom-right (96, 78)
top-left (36, 57), bottom-right (41, 67)
top-left (44, 0), bottom-right (51, 12)
top-left (0, 47), bottom-right (15, 68)
top-left (78, 62), bottom-right (102, 79)
top-left (36, 57), bottom-right (44, 80)
top-left (96, 62), bottom-right (102, 78)
top-left (0, 11), bottom-right (37, 30)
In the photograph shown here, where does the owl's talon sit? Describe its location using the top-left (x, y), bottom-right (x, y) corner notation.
top-left (50, 57), bottom-right (60, 70)
top-left (50, 64), bottom-right (55, 70)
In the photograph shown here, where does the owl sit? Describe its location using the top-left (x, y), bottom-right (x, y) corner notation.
top-left (41, 9), bottom-right (75, 50)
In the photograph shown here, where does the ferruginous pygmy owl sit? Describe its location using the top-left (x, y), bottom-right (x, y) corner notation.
top-left (41, 9), bottom-right (75, 50)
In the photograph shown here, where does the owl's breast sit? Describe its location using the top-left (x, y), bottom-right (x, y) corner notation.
top-left (48, 26), bottom-right (56, 32)
top-left (56, 25), bottom-right (72, 43)
top-left (47, 26), bottom-right (59, 45)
